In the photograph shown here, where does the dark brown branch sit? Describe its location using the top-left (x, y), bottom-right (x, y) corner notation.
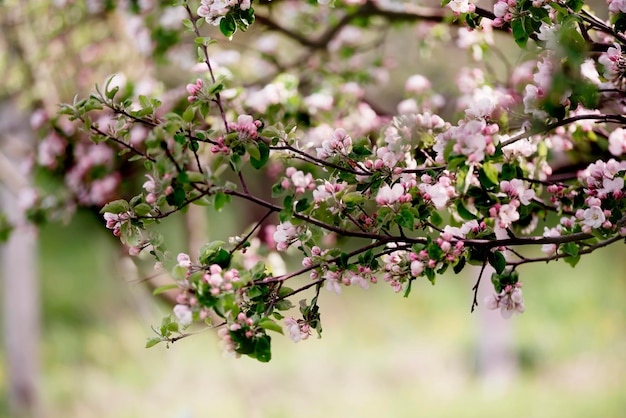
top-left (507, 235), bottom-right (624, 267)
top-left (471, 259), bottom-right (488, 313)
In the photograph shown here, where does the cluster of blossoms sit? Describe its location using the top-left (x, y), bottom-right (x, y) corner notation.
top-left (142, 173), bottom-right (173, 204)
top-left (312, 180), bottom-right (347, 208)
top-left (315, 128), bottom-right (353, 159)
top-left (41, 0), bottom-right (626, 363)
top-left (492, 0), bottom-right (516, 27)
top-left (281, 167), bottom-right (316, 195)
top-left (418, 174), bottom-right (456, 210)
top-left (284, 317), bottom-right (311, 343)
top-left (381, 250), bottom-right (423, 293)
top-left (186, 78), bottom-right (204, 103)
top-left (217, 312), bottom-right (257, 356)
top-left (599, 44), bottom-right (626, 88)
top-left (228, 114), bottom-right (262, 140)
top-left (375, 183), bottom-right (411, 207)
top-left (435, 120), bottom-right (498, 164)
top-left (103, 211), bottom-right (131, 237)
top-left (447, 0), bottom-right (476, 14)
top-left (198, 0), bottom-right (251, 25)
top-left (484, 283), bottom-right (526, 318)
top-left (272, 221), bottom-right (300, 251)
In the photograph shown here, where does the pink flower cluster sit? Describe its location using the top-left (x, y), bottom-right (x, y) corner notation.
top-left (435, 119), bottom-right (497, 164)
top-left (489, 201), bottom-right (520, 228)
top-left (316, 128), bottom-right (352, 159)
top-left (104, 211), bottom-right (130, 237)
top-left (284, 317), bottom-right (311, 343)
top-left (65, 142), bottom-right (119, 206)
top-left (198, 0), bottom-right (251, 26)
top-left (186, 78), bottom-right (203, 103)
top-left (228, 114), bottom-right (262, 141)
top-left (37, 132), bottom-right (67, 169)
top-left (375, 183), bottom-right (411, 206)
top-left (492, 0), bottom-right (516, 27)
top-left (143, 173), bottom-right (173, 204)
top-left (484, 283), bottom-right (526, 318)
top-left (281, 167), bottom-right (315, 195)
top-left (273, 221), bottom-right (299, 251)
top-left (447, 0), bottom-right (476, 14)
top-left (500, 179), bottom-right (535, 206)
top-left (312, 180), bottom-right (347, 207)
top-left (203, 264), bottom-right (240, 296)
top-left (419, 174), bottom-right (455, 210)
top-left (217, 312), bottom-right (256, 357)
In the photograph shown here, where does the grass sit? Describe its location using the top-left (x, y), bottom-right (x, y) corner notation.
top-left (1, 209), bottom-right (624, 417)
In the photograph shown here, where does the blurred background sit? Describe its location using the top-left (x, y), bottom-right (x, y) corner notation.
top-left (1, 1), bottom-right (625, 417)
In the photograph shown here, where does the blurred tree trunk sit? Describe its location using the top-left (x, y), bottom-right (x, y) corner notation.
top-left (475, 266), bottom-right (518, 390)
top-left (0, 99), bottom-right (41, 418)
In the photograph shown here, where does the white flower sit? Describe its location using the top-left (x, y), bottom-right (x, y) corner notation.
top-left (173, 304), bottom-right (193, 326)
top-left (582, 206), bottom-right (605, 228)
top-left (499, 203), bottom-right (520, 227)
top-left (424, 183), bottom-right (449, 210)
top-left (375, 183), bottom-right (404, 206)
top-left (273, 221), bottom-right (298, 251)
top-left (448, 0), bottom-right (473, 13)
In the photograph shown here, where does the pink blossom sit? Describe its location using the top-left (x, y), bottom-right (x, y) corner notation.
top-left (375, 183), bottom-right (405, 206)
top-left (447, 0), bottom-right (475, 13)
top-left (485, 286), bottom-right (525, 318)
top-left (273, 221), bottom-right (298, 251)
top-left (424, 183), bottom-right (450, 210)
top-left (410, 260), bottom-right (424, 277)
top-left (405, 74), bottom-right (431, 94)
top-left (173, 304), bottom-right (193, 325)
top-left (500, 179), bottom-right (535, 205)
top-left (608, 128), bottom-right (626, 156)
top-left (284, 317), bottom-right (310, 343)
top-left (177, 253), bottom-right (192, 268)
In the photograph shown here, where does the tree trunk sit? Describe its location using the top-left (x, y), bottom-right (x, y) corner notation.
top-left (0, 99), bottom-right (41, 418)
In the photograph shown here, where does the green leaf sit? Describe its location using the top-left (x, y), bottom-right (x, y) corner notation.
top-left (258, 318), bottom-right (284, 334)
top-left (564, 254), bottom-right (580, 268)
top-left (152, 284), bottom-right (179, 295)
top-left (220, 14), bottom-right (237, 37)
top-left (253, 335), bottom-right (272, 363)
top-left (511, 19), bottom-right (529, 48)
top-left (343, 192), bottom-right (365, 205)
top-left (214, 192), bottom-right (230, 211)
top-left (145, 337), bottom-right (163, 348)
top-left (182, 107), bottom-right (195, 123)
top-left (166, 185), bottom-right (186, 208)
top-left (100, 199), bottom-right (129, 214)
top-left (456, 200), bottom-right (476, 220)
top-left (453, 256), bottom-right (466, 274)
top-left (397, 208), bottom-right (414, 229)
top-left (479, 162), bottom-right (499, 189)
top-left (133, 203), bottom-right (152, 216)
top-left (488, 251), bottom-right (507, 274)
top-left (250, 141), bottom-right (269, 169)
top-left (295, 198), bottom-right (310, 212)
top-left (430, 211), bottom-right (443, 227)
top-left (274, 299), bottom-right (294, 311)
top-left (246, 143), bottom-right (261, 161)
